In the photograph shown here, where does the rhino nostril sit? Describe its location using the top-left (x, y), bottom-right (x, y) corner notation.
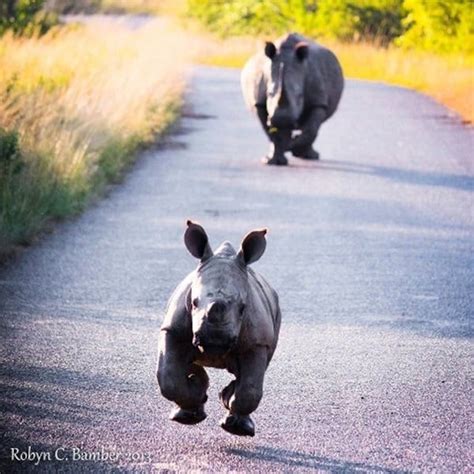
top-left (206, 300), bottom-right (226, 323)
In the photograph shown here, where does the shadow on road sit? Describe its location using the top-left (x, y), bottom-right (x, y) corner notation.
top-left (229, 445), bottom-right (408, 473)
top-left (0, 363), bottom-right (135, 392)
top-left (0, 364), bottom-right (133, 428)
top-left (315, 160), bottom-right (474, 192)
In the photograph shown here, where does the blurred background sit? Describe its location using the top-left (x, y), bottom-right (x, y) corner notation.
top-left (0, 0), bottom-right (472, 257)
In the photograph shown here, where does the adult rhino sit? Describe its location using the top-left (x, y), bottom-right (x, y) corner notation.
top-left (241, 33), bottom-right (344, 165)
top-left (157, 221), bottom-right (281, 437)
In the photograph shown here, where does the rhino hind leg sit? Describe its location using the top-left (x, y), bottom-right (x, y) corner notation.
top-left (291, 144), bottom-right (320, 161)
top-left (219, 348), bottom-right (267, 436)
top-left (219, 380), bottom-right (256, 436)
top-left (290, 107), bottom-right (326, 161)
top-left (219, 380), bottom-right (236, 410)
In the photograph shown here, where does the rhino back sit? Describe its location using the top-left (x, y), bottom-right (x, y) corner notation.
top-left (160, 272), bottom-right (193, 339)
top-left (241, 53), bottom-right (268, 111)
top-left (305, 40), bottom-right (344, 118)
top-left (241, 268), bottom-right (281, 355)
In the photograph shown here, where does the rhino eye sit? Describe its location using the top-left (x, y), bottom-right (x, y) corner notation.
top-left (192, 298), bottom-right (199, 308)
top-left (239, 303), bottom-right (246, 315)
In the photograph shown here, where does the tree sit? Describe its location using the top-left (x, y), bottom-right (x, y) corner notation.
top-left (0, 0), bottom-right (55, 36)
top-left (396, 0), bottom-right (474, 54)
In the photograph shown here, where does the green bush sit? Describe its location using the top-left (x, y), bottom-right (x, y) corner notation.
top-left (186, 0), bottom-right (473, 54)
top-left (187, 0), bottom-right (404, 43)
top-left (0, 0), bottom-right (57, 36)
top-left (315, 0), bottom-right (405, 44)
top-left (396, 0), bottom-right (474, 54)
top-left (0, 128), bottom-right (22, 177)
top-left (187, 0), bottom-right (319, 36)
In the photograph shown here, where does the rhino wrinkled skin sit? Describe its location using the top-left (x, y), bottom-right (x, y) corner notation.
top-left (157, 221), bottom-right (281, 437)
top-left (241, 33), bottom-right (344, 165)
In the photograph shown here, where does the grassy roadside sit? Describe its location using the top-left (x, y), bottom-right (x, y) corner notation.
top-left (330, 42), bottom-right (473, 124)
top-left (195, 34), bottom-right (473, 124)
top-left (0, 18), bottom-right (188, 258)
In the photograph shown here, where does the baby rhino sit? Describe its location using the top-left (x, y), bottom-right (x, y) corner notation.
top-left (157, 221), bottom-right (281, 437)
top-left (241, 33), bottom-right (344, 165)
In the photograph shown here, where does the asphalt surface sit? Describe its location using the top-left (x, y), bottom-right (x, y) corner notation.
top-left (1, 67), bottom-right (473, 473)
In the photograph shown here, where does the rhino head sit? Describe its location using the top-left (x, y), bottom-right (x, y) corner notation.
top-left (184, 220), bottom-right (267, 356)
top-left (264, 39), bottom-right (309, 129)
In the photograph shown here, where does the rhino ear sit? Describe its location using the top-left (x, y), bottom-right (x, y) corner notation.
top-left (295, 42), bottom-right (309, 61)
top-left (184, 220), bottom-right (213, 261)
top-left (265, 41), bottom-right (277, 60)
top-left (237, 228), bottom-right (267, 265)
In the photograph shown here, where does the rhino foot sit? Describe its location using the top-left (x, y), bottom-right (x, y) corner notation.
top-left (262, 155), bottom-right (288, 166)
top-left (169, 405), bottom-right (207, 425)
top-left (219, 380), bottom-right (236, 410)
top-left (220, 414), bottom-right (255, 437)
top-left (292, 147), bottom-right (320, 161)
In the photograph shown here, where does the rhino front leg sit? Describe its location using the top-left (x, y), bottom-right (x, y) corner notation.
top-left (265, 129), bottom-right (291, 166)
top-left (256, 104), bottom-right (271, 140)
top-left (290, 107), bottom-right (327, 160)
top-left (220, 347), bottom-right (268, 437)
top-left (256, 105), bottom-right (289, 165)
top-left (157, 331), bottom-right (209, 425)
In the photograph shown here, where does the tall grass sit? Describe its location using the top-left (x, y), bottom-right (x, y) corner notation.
top-left (329, 41), bottom-right (474, 124)
top-left (0, 18), bottom-right (189, 254)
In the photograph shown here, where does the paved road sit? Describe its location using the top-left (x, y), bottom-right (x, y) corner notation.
top-left (1, 67), bottom-right (473, 473)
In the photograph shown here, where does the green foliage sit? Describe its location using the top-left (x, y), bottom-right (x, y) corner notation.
top-left (187, 0), bottom-right (319, 36)
top-left (187, 0), bottom-right (473, 53)
top-left (187, 0), bottom-right (404, 42)
top-left (315, 0), bottom-right (405, 44)
top-left (0, 128), bottom-right (20, 161)
top-left (396, 0), bottom-right (474, 53)
top-left (0, 0), bottom-right (57, 36)
top-left (0, 128), bottom-right (22, 177)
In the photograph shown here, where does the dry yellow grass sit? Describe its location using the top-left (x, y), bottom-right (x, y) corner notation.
top-left (1, 18), bottom-right (189, 154)
top-left (0, 18), bottom-right (190, 250)
top-left (95, 0), bottom-right (184, 14)
top-left (330, 41), bottom-right (474, 124)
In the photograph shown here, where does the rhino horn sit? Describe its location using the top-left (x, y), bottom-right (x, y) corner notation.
top-left (184, 220), bottom-right (213, 261)
top-left (277, 63), bottom-right (288, 107)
